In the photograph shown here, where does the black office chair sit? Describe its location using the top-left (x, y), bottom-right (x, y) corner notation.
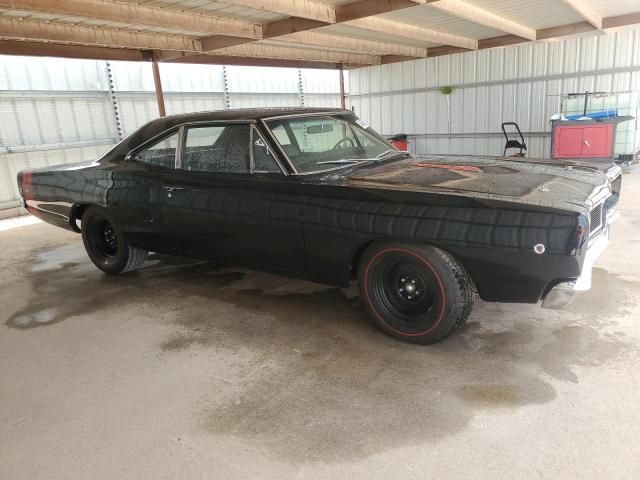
top-left (501, 122), bottom-right (527, 157)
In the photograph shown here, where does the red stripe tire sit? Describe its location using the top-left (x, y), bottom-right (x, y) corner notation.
top-left (358, 242), bottom-right (474, 344)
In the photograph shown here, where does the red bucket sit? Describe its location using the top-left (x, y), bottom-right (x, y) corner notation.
top-left (388, 134), bottom-right (409, 152)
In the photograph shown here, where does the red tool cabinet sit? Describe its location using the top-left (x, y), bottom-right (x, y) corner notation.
top-left (551, 116), bottom-right (632, 161)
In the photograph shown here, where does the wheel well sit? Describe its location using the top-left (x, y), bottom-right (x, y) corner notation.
top-left (348, 239), bottom-right (477, 292)
top-left (348, 240), bottom-right (375, 280)
top-left (69, 203), bottom-right (92, 233)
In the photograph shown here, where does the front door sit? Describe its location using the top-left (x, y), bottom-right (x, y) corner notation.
top-left (160, 122), bottom-right (305, 275)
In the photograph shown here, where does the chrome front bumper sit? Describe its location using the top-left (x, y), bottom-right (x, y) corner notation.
top-left (542, 218), bottom-right (615, 310)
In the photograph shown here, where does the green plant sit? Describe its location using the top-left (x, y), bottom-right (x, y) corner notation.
top-left (440, 86), bottom-right (454, 95)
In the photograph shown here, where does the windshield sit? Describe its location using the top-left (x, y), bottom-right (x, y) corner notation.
top-left (265, 114), bottom-right (401, 173)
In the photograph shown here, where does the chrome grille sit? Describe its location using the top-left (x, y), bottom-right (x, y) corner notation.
top-left (590, 203), bottom-right (603, 236)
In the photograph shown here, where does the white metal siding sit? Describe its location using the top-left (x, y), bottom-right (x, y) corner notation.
top-left (349, 29), bottom-right (640, 159)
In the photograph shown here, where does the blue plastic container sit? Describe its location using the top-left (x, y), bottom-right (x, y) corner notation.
top-left (565, 109), bottom-right (618, 120)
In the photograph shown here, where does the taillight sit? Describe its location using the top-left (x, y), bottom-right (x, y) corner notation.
top-left (20, 171), bottom-right (33, 200)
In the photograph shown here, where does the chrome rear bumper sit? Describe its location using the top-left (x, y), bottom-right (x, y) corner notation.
top-left (542, 221), bottom-right (613, 310)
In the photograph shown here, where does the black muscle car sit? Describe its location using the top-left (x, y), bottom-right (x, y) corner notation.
top-left (17, 108), bottom-right (621, 344)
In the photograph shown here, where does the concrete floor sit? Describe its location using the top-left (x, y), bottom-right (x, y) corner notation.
top-left (2, 172), bottom-right (640, 480)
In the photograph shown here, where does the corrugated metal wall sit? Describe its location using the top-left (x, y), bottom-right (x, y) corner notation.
top-left (0, 57), bottom-right (343, 217)
top-left (348, 28), bottom-right (640, 159)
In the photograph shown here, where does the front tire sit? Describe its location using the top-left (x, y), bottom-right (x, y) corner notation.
top-left (358, 242), bottom-right (474, 344)
top-left (81, 207), bottom-right (147, 274)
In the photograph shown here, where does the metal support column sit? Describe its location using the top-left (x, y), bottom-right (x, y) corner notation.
top-left (339, 64), bottom-right (345, 109)
top-left (105, 61), bottom-right (123, 140)
top-left (151, 57), bottom-right (166, 117)
top-left (297, 68), bottom-right (305, 107)
top-left (222, 65), bottom-right (231, 109)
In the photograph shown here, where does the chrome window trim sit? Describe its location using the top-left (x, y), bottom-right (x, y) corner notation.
top-left (259, 118), bottom-right (298, 175)
top-left (251, 125), bottom-right (287, 175)
top-left (125, 126), bottom-right (181, 168)
top-left (249, 124), bottom-right (254, 173)
top-left (260, 112), bottom-right (405, 176)
top-left (180, 121), bottom-right (254, 174)
top-left (176, 126), bottom-right (185, 170)
top-left (261, 110), bottom-right (351, 122)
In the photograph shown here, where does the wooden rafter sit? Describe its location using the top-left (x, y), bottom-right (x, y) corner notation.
top-left (201, 0), bottom-right (470, 53)
top-left (0, 0), bottom-right (261, 38)
top-left (0, 18), bottom-right (202, 52)
top-left (429, 0), bottom-right (537, 40)
top-left (207, 0), bottom-right (336, 23)
top-left (273, 31), bottom-right (429, 57)
top-left (0, 39), bottom-right (147, 61)
top-left (603, 11), bottom-right (640, 29)
top-left (209, 43), bottom-right (380, 66)
top-left (345, 17), bottom-right (478, 50)
top-left (166, 54), bottom-right (347, 69)
top-left (334, 0), bottom-right (431, 22)
top-left (559, 0), bottom-right (603, 30)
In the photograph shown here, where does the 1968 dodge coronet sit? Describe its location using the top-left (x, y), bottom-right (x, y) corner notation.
top-left (17, 108), bottom-right (621, 344)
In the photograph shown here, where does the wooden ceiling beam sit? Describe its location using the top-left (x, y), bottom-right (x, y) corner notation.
top-left (0, 39), bottom-right (147, 61)
top-left (211, 0), bottom-right (335, 23)
top-left (380, 54), bottom-right (421, 64)
top-left (536, 21), bottom-right (594, 40)
top-left (345, 17), bottom-right (477, 50)
top-left (334, 0), bottom-right (432, 23)
top-left (559, 0), bottom-right (603, 30)
top-left (429, 0), bottom-right (537, 40)
top-left (0, 18), bottom-right (202, 52)
top-left (0, 0), bottom-right (261, 38)
top-left (273, 31), bottom-right (429, 57)
top-left (209, 43), bottom-right (380, 66)
top-left (262, 18), bottom-right (328, 38)
top-left (603, 11), bottom-right (640, 29)
top-left (165, 54), bottom-right (345, 70)
top-left (204, 0), bottom-right (460, 52)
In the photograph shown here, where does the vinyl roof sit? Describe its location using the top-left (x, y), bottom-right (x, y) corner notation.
top-left (0, 0), bottom-right (638, 69)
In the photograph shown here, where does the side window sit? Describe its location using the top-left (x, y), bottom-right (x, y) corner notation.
top-left (271, 123), bottom-right (291, 145)
top-left (270, 122), bottom-right (299, 158)
top-left (253, 130), bottom-right (281, 173)
top-left (132, 131), bottom-right (179, 168)
top-left (182, 124), bottom-right (250, 173)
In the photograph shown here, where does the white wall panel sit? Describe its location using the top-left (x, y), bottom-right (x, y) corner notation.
top-left (348, 29), bottom-right (640, 158)
top-left (161, 64), bottom-right (225, 93)
top-left (229, 94), bottom-right (300, 108)
top-left (0, 56), bottom-right (105, 91)
top-left (226, 66), bottom-right (299, 93)
top-left (303, 94), bottom-right (341, 107)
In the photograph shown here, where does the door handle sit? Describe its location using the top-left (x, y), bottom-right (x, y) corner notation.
top-left (163, 186), bottom-right (185, 192)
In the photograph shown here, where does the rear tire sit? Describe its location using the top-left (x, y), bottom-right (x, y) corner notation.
top-left (81, 207), bottom-right (147, 274)
top-left (358, 242), bottom-right (474, 344)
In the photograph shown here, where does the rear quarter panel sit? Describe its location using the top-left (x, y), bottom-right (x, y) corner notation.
top-left (18, 161), bottom-right (110, 230)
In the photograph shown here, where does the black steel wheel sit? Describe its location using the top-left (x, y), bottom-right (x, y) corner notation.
top-left (359, 242), bottom-right (474, 344)
top-left (81, 207), bottom-right (147, 274)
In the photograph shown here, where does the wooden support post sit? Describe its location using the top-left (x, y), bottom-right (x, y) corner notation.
top-left (151, 57), bottom-right (166, 117)
top-left (339, 64), bottom-right (345, 109)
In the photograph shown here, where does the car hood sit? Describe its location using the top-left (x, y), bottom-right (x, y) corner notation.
top-left (332, 155), bottom-right (615, 212)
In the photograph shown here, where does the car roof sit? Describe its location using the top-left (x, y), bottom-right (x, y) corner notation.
top-left (169, 107), bottom-right (348, 121)
top-left (124, 107), bottom-right (352, 150)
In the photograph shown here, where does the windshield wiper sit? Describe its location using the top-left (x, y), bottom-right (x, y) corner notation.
top-left (316, 159), bottom-right (374, 165)
top-left (316, 150), bottom-right (408, 166)
top-left (376, 149), bottom-right (406, 160)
